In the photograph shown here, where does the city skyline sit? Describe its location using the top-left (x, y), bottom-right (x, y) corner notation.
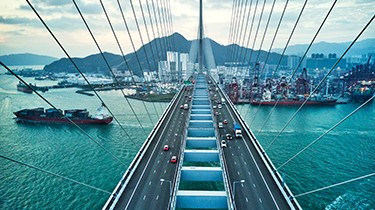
top-left (0, 0), bottom-right (374, 58)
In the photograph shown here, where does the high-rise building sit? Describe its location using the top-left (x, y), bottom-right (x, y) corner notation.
top-left (158, 51), bottom-right (191, 83)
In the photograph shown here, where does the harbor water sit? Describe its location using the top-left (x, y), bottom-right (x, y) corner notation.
top-left (0, 72), bottom-right (374, 209)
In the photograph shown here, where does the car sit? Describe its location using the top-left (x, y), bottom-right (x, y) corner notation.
top-left (218, 104), bottom-right (222, 109)
top-left (223, 119), bottom-right (228, 124)
top-left (163, 145), bottom-right (169, 151)
top-left (226, 134), bottom-right (233, 140)
top-left (180, 105), bottom-right (184, 109)
top-left (213, 105), bottom-right (217, 109)
top-left (214, 111), bottom-right (220, 116)
top-left (221, 140), bottom-right (227, 148)
top-left (170, 156), bottom-right (177, 163)
top-left (218, 122), bottom-right (223, 128)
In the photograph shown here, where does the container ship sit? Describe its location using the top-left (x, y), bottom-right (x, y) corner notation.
top-left (351, 81), bottom-right (374, 103)
top-left (13, 107), bottom-right (113, 124)
top-left (250, 97), bottom-right (337, 106)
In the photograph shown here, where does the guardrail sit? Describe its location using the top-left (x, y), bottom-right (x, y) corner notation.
top-left (212, 76), bottom-right (302, 210)
top-left (103, 86), bottom-right (186, 210)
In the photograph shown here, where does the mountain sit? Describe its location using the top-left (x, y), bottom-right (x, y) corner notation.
top-left (43, 52), bottom-right (123, 74)
top-left (272, 39), bottom-right (375, 56)
top-left (0, 53), bottom-right (57, 66)
top-left (43, 32), bottom-right (287, 76)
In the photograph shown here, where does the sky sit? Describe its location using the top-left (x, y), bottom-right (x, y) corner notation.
top-left (0, 0), bottom-right (374, 59)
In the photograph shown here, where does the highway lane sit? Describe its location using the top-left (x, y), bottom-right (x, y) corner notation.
top-left (209, 82), bottom-right (291, 210)
top-left (113, 86), bottom-right (192, 210)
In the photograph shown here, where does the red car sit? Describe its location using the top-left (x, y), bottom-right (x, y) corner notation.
top-left (223, 119), bottom-right (228, 124)
top-left (170, 156), bottom-right (177, 163)
top-left (180, 105), bottom-right (184, 109)
top-left (163, 145), bottom-right (169, 151)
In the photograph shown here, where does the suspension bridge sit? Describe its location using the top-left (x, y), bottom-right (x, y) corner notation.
top-left (0, 0), bottom-right (374, 209)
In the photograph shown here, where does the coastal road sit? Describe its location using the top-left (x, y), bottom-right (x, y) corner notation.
top-left (112, 86), bottom-right (192, 210)
top-left (210, 81), bottom-right (291, 210)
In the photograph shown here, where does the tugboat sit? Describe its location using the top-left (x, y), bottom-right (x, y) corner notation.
top-left (13, 105), bottom-right (113, 124)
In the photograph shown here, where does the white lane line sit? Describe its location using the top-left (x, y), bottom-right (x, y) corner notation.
top-left (149, 181), bottom-right (152, 186)
top-left (259, 198), bottom-right (262, 203)
top-left (237, 171), bottom-right (240, 175)
top-left (234, 161), bottom-right (237, 165)
top-left (160, 182), bottom-right (163, 186)
top-left (157, 160), bottom-right (160, 164)
top-left (226, 103), bottom-right (281, 210)
top-left (246, 197), bottom-right (249, 202)
top-left (253, 184), bottom-right (256, 188)
top-left (156, 195), bottom-right (159, 200)
top-left (153, 170), bottom-right (156, 174)
top-left (164, 170), bottom-right (167, 174)
top-left (124, 93), bottom-right (184, 210)
top-left (248, 171), bottom-right (251, 175)
top-left (244, 161), bottom-right (247, 165)
top-left (143, 195), bottom-right (146, 200)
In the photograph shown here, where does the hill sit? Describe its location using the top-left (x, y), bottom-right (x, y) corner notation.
top-left (44, 33), bottom-right (287, 76)
top-left (272, 38), bottom-right (375, 56)
top-left (0, 53), bottom-right (57, 65)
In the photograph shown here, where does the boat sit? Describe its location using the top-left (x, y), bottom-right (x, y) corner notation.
top-left (17, 82), bottom-right (33, 94)
top-left (351, 81), bottom-right (374, 103)
top-left (250, 89), bottom-right (337, 106)
top-left (13, 106), bottom-right (113, 124)
top-left (250, 98), bottom-right (337, 106)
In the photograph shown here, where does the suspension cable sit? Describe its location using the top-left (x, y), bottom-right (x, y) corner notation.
top-left (258, 0), bottom-right (308, 132)
top-left (256, 0), bottom-right (334, 131)
top-left (266, 14), bottom-right (374, 150)
top-left (247, 0), bottom-right (267, 65)
top-left (254, 0), bottom-right (277, 63)
top-left (145, 0), bottom-right (163, 61)
top-left (138, 0), bottom-right (158, 70)
top-left (100, 0), bottom-right (160, 121)
top-left (230, 0), bottom-right (247, 63)
top-left (73, 0), bottom-right (153, 133)
top-left (236, 0), bottom-right (253, 64)
top-left (239, 0), bottom-right (259, 64)
top-left (1, 154), bottom-right (112, 195)
top-left (152, 0), bottom-right (168, 52)
top-left (278, 94), bottom-right (375, 170)
top-left (26, 0), bottom-right (137, 146)
top-left (0, 62), bottom-right (127, 166)
top-left (165, 0), bottom-right (176, 52)
top-left (226, 0), bottom-right (237, 62)
top-left (294, 173), bottom-right (375, 198)
top-left (115, 0), bottom-right (155, 125)
top-left (129, 0), bottom-right (160, 118)
top-left (228, 0), bottom-right (241, 63)
top-left (129, 0), bottom-right (153, 72)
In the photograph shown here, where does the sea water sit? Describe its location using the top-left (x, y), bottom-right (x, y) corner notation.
top-left (0, 73), bottom-right (374, 209)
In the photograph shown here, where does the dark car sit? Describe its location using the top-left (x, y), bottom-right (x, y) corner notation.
top-left (226, 134), bottom-right (233, 140)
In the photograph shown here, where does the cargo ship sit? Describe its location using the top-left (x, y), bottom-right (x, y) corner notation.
top-left (250, 98), bottom-right (337, 106)
top-left (250, 89), bottom-right (337, 106)
top-left (17, 82), bottom-right (33, 93)
top-left (351, 81), bottom-right (374, 103)
top-left (13, 106), bottom-right (113, 124)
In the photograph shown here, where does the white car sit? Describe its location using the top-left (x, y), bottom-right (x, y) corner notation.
top-left (218, 104), bottom-right (222, 109)
top-left (221, 140), bottom-right (227, 148)
top-left (218, 122), bottom-right (223, 128)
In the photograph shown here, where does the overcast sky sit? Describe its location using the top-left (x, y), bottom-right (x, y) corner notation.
top-left (0, 0), bottom-right (374, 58)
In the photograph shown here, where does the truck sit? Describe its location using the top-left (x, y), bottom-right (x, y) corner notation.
top-left (233, 123), bottom-right (242, 138)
